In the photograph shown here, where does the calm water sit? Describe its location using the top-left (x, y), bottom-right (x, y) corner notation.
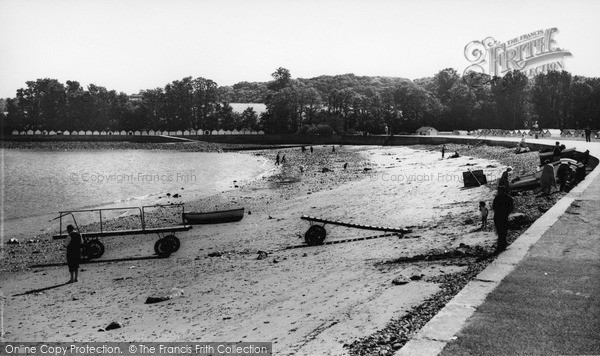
top-left (2, 149), bottom-right (272, 239)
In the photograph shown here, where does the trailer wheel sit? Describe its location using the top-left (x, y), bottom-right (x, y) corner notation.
top-left (81, 240), bottom-right (104, 262)
top-left (154, 238), bottom-right (172, 257)
top-left (305, 225), bottom-right (327, 246)
top-left (165, 235), bottom-right (180, 253)
top-left (88, 240), bottom-right (105, 259)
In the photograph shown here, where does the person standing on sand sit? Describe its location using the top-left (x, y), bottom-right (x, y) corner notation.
top-left (492, 187), bottom-right (513, 252)
top-left (441, 145), bottom-right (446, 159)
top-left (479, 201), bottom-right (488, 230)
top-left (584, 127), bottom-right (591, 142)
top-left (310, 146), bottom-right (313, 153)
top-left (275, 152), bottom-right (281, 165)
top-left (65, 225), bottom-right (82, 283)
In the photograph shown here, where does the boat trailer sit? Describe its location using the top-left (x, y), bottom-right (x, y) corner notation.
top-left (53, 204), bottom-right (191, 260)
top-left (300, 215), bottom-right (412, 246)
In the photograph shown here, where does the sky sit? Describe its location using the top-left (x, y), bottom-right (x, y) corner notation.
top-left (1, 0), bottom-right (599, 98)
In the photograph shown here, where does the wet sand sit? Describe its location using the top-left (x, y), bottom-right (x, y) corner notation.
top-left (1, 144), bottom-right (560, 355)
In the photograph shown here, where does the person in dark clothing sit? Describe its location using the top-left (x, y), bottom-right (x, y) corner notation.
top-left (584, 127), bottom-right (591, 142)
top-left (275, 152), bottom-right (281, 165)
top-left (556, 162), bottom-right (571, 191)
top-left (310, 146), bottom-right (313, 153)
top-left (65, 225), bottom-right (82, 283)
top-left (553, 141), bottom-right (562, 161)
top-left (441, 145), bottom-right (446, 159)
top-left (492, 187), bottom-right (514, 253)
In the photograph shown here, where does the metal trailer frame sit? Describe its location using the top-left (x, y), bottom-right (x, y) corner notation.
top-left (53, 203), bottom-right (192, 259)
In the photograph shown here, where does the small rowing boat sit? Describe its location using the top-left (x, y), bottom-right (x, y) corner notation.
top-left (511, 158), bottom-right (584, 191)
top-left (182, 208), bottom-right (245, 225)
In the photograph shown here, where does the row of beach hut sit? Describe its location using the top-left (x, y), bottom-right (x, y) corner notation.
top-left (469, 128), bottom-right (598, 138)
top-left (11, 129), bottom-right (266, 136)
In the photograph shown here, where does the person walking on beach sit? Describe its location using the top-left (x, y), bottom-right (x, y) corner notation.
top-left (310, 146), bottom-right (313, 153)
top-left (275, 152), bottom-right (281, 165)
top-left (492, 187), bottom-right (514, 253)
top-left (584, 127), bottom-right (592, 142)
top-left (332, 145), bottom-right (336, 153)
top-left (441, 145), bottom-right (446, 159)
top-left (281, 154), bottom-right (286, 164)
top-left (65, 225), bottom-right (82, 283)
top-left (479, 201), bottom-right (489, 230)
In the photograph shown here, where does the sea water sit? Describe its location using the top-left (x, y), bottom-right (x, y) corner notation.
top-left (1, 149), bottom-right (272, 240)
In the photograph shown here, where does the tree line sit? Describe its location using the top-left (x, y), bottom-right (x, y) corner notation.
top-left (2, 68), bottom-right (599, 135)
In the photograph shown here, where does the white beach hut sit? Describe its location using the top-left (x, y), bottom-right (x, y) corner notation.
top-left (11, 130), bottom-right (18, 135)
top-left (134, 131), bottom-right (141, 135)
top-left (100, 130), bottom-right (107, 135)
top-left (26, 129), bottom-right (34, 135)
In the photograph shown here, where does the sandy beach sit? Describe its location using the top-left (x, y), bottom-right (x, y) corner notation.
top-left (0, 144), bottom-right (564, 355)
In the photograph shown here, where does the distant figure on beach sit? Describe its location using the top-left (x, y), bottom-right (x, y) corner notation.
top-left (65, 225), bottom-right (82, 283)
top-left (584, 127), bottom-right (592, 142)
top-left (441, 145), bottom-right (446, 159)
top-left (479, 201), bottom-right (488, 229)
top-left (519, 134), bottom-right (526, 147)
top-left (275, 152), bottom-right (281, 165)
top-left (540, 160), bottom-right (556, 195)
top-left (553, 141), bottom-right (562, 161)
top-left (343, 162), bottom-right (348, 170)
top-left (449, 151), bottom-right (460, 159)
top-left (301, 146), bottom-right (306, 152)
top-left (310, 146), bottom-right (313, 153)
top-left (492, 187), bottom-right (514, 252)
top-left (281, 154), bottom-right (286, 164)
top-left (332, 145), bottom-right (336, 153)
top-left (498, 167), bottom-right (512, 190)
top-left (385, 125), bottom-right (389, 135)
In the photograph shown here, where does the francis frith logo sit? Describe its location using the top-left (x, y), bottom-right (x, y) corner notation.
top-left (464, 28), bottom-right (572, 78)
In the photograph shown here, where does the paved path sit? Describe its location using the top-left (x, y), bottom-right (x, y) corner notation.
top-left (397, 137), bottom-right (600, 356)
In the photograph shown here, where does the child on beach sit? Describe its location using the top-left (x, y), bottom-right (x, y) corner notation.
top-left (64, 225), bottom-right (82, 283)
top-left (479, 201), bottom-right (488, 230)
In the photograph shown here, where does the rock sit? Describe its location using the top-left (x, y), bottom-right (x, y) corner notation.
top-left (464, 218), bottom-right (474, 225)
top-left (509, 213), bottom-right (531, 227)
top-left (207, 252), bottom-right (222, 257)
top-left (363, 167), bottom-right (372, 172)
top-left (257, 251), bottom-right (268, 260)
top-left (98, 329), bottom-right (105, 332)
top-left (410, 275), bottom-right (422, 281)
top-left (322, 168), bottom-right (331, 173)
top-left (173, 193), bottom-right (180, 198)
top-left (392, 277), bottom-right (410, 285)
top-left (145, 288), bottom-right (184, 304)
top-left (166, 193), bottom-right (171, 197)
top-left (302, 253), bottom-right (308, 257)
top-left (104, 321), bottom-right (123, 330)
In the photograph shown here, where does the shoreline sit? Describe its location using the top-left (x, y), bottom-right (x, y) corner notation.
top-left (0, 144), bottom-right (570, 354)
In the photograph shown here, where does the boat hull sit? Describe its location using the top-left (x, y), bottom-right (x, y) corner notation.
top-left (183, 208), bottom-right (245, 225)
